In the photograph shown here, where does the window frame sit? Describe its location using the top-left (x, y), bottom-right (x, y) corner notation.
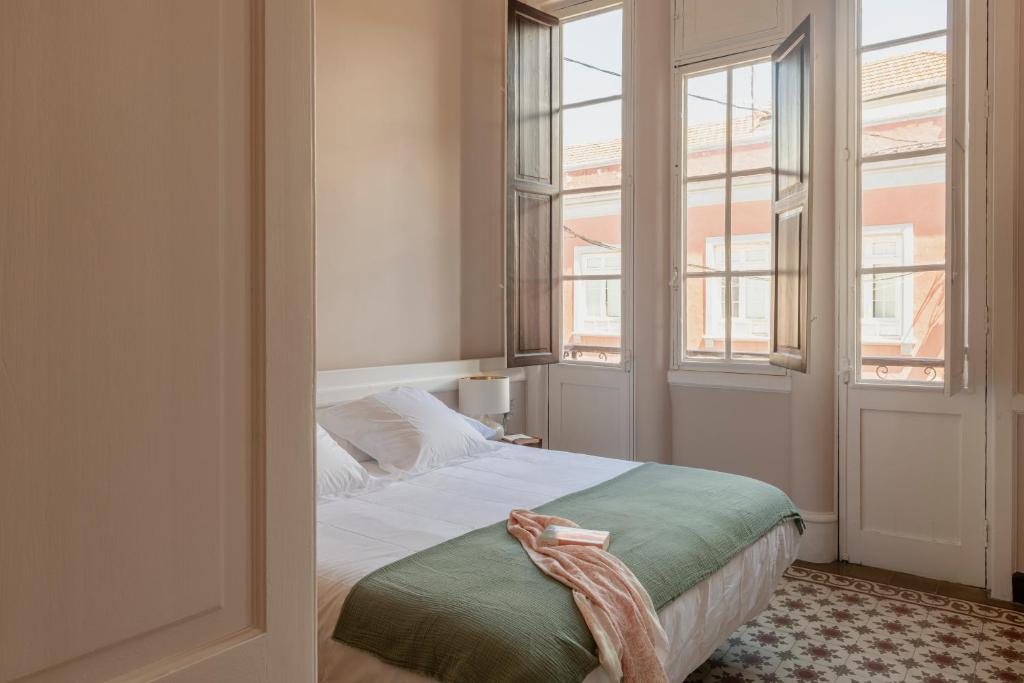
top-left (557, 1), bottom-right (634, 369)
top-left (837, 0), bottom-right (966, 389)
top-left (670, 46), bottom-right (785, 375)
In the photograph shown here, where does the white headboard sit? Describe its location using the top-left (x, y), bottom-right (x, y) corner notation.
top-left (316, 357), bottom-right (526, 408)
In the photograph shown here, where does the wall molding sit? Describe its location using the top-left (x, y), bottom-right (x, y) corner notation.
top-left (798, 510), bottom-right (839, 564)
top-left (316, 358), bottom-right (525, 407)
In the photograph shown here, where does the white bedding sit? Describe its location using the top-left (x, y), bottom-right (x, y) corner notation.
top-left (317, 445), bottom-right (800, 683)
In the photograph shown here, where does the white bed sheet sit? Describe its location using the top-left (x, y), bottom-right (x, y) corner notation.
top-left (317, 445), bottom-right (800, 683)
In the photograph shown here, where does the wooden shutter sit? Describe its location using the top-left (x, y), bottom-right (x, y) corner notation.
top-left (770, 16), bottom-right (812, 372)
top-left (506, 1), bottom-right (561, 367)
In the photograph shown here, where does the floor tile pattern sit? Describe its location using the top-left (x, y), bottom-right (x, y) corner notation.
top-left (685, 565), bottom-right (1024, 682)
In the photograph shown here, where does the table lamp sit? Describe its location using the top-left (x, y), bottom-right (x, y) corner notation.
top-left (458, 375), bottom-right (510, 435)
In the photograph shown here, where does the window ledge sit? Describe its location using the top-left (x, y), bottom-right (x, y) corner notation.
top-left (668, 367), bottom-right (792, 393)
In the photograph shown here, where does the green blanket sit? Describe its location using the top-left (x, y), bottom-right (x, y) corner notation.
top-left (333, 463), bottom-right (802, 683)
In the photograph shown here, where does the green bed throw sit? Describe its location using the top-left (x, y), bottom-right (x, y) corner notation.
top-left (333, 463), bottom-right (802, 683)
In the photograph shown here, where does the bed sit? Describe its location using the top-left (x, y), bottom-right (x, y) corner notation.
top-left (316, 443), bottom-right (801, 683)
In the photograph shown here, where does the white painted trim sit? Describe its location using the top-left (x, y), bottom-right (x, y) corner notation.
top-left (797, 510), bottom-right (839, 564)
top-left (316, 358), bottom-right (526, 408)
top-left (667, 369), bottom-right (791, 393)
top-left (835, 0), bottom-right (856, 564)
top-left (525, 365), bottom-right (550, 442)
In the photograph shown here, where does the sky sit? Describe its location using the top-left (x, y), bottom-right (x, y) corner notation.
top-left (562, 9), bottom-right (622, 148)
top-left (860, 0), bottom-right (946, 46)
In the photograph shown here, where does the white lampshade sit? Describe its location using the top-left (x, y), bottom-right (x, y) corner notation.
top-left (458, 375), bottom-right (510, 416)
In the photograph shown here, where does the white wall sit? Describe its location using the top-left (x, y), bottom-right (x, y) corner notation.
top-left (460, 0), bottom-right (507, 361)
top-left (632, 0), bottom-right (675, 465)
top-left (316, 0), bottom-right (506, 371)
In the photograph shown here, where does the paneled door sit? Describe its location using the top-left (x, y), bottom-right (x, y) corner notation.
top-left (837, 0), bottom-right (986, 586)
top-left (546, 1), bottom-right (634, 460)
top-left (0, 2), bottom-right (316, 681)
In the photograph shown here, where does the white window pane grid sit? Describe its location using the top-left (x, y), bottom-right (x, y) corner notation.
top-left (561, 9), bottom-right (625, 365)
top-left (682, 59), bottom-right (772, 364)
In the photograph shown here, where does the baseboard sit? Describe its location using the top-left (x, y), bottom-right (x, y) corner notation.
top-left (797, 510), bottom-right (838, 563)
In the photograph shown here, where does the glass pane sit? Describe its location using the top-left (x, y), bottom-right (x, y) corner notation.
top-left (562, 191), bottom-right (621, 276)
top-left (861, 0), bottom-right (946, 47)
top-left (685, 70), bottom-right (728, 178)
top-left (862, 37), bottom-right (947, 157)
top-left (562, 9), bottom-right (622, 105)
top-left (859, 270), bottom-right (945, 383)
top-left (562, 278), bottom-right (621, 364)
top-left (563, 101), bottom-right (622, 190)
top-left (684, 276), bottom-right (726, 360)
top-left (684, 178), bottom-right (725, 274)
top-left (730, 61), bottom-right (773, 172)
top-left (732, 275), bottom-right (772, 360)
top-left (730, 173), bottom-right (772, 272)
top-left (861, 154), bottom-right (946, 268)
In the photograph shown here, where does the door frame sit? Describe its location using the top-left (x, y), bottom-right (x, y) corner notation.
top-left (835, 0), bottom-right (990, 586)
top-left (986, 0), bottom-right (1023, 602)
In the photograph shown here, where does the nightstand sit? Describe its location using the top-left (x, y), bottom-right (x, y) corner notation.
top-left (501, 434), bottom-right (543, 449)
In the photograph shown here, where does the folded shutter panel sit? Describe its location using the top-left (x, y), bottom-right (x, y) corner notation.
top-left (506, 1), bottom-right (561, 367)
top-left (770, 16), bottom-right (812, 373)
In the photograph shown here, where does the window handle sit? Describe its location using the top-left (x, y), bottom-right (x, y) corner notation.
top-left (669, 266), bottom-right (679, 290)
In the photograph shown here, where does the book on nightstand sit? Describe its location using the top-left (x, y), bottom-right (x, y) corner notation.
top-left (501, 434), bottom-right (543, 448)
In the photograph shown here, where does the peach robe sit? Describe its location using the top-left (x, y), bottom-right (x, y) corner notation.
top-left (507, 509), bottom-right (669, 683)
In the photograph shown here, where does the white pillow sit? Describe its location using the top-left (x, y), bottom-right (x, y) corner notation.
top-left (317, 386), bottom-right (495, 474)
top-left (461, 414), bottom-right (499, 440)
top-left (316, 425), bottom-right (369, 498)
top-left (317, 411), bottom-right (495, 462)
top-left (319, 426), bottom-right (375, 462)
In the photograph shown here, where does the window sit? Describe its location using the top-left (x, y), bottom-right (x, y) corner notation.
top-left (852, 0), bottom-right (954, 384)
top-left (677, 58), bottom-right (774, 365)
top-left (704, 236), bottom-right (771, 347)
top-left (574, 246), bottom-right (622, 335)
top-left (560, 7), bottom-right (626, 365)
top-left (860, 225), bottom-right (914, 343)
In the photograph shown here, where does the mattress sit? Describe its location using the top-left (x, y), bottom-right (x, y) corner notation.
top-left (317, 445), bottom-right (800, 683)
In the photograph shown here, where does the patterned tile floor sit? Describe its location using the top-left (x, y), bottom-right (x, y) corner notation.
top-left (685, 565), bottom-right (1024, 682)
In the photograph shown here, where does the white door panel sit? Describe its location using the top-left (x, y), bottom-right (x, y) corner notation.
top-left (0, 2), bottom-right (315, 681)
top-left (548, 365), bottom-right (633, 459)
top-left (844, 389), bottom-right (985, 584)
